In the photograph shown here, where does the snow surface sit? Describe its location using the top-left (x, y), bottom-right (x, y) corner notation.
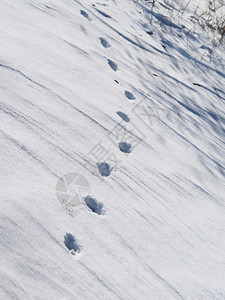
top-left (0, 0), bottom-right (225, 299)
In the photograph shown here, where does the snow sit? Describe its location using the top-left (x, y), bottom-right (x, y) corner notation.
top-left (0, 0), bottom-right (225, 299)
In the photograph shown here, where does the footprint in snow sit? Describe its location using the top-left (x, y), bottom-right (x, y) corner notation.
top-left (117, 111), bottom-right (130, 123)
top-left (100, 37), bottom-right (111, 48)
top-left (97, 162), bottom-right (112, 177)
top-left (107, 59), bottom-right (118, 71)
top-left (85, 196), bottom-right (105, 215)
top-left (64, 233), bottom-right (81, 255)
top-left (80, 10), bottom-right (92, 21)
top-left (125, 90), bottom-right (136, 100)
top-left (119, 142), bottom-right (132, 153)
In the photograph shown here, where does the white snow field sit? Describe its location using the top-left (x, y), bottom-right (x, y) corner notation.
top-left (0, 0), bottom-right (225, 299)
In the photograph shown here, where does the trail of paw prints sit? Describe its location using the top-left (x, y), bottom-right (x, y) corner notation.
top-left (99, 37), bottom-right (117, 72)
top-left (63, 198), bottom-right (105, 258)
top-left (98, 32), bottom-right (135, 165)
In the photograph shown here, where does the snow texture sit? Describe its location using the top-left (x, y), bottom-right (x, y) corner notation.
top-left (0, 0), bottom-right (225, 299)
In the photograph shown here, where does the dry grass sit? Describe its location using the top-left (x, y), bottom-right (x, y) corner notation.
top-left (135, 0), bottom-right (225, 44)
top-left (192, 0), bottom-right (225, 43)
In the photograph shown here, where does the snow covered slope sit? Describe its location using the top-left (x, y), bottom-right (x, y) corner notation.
top-left (1, 0), bottom-right (225, 299)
